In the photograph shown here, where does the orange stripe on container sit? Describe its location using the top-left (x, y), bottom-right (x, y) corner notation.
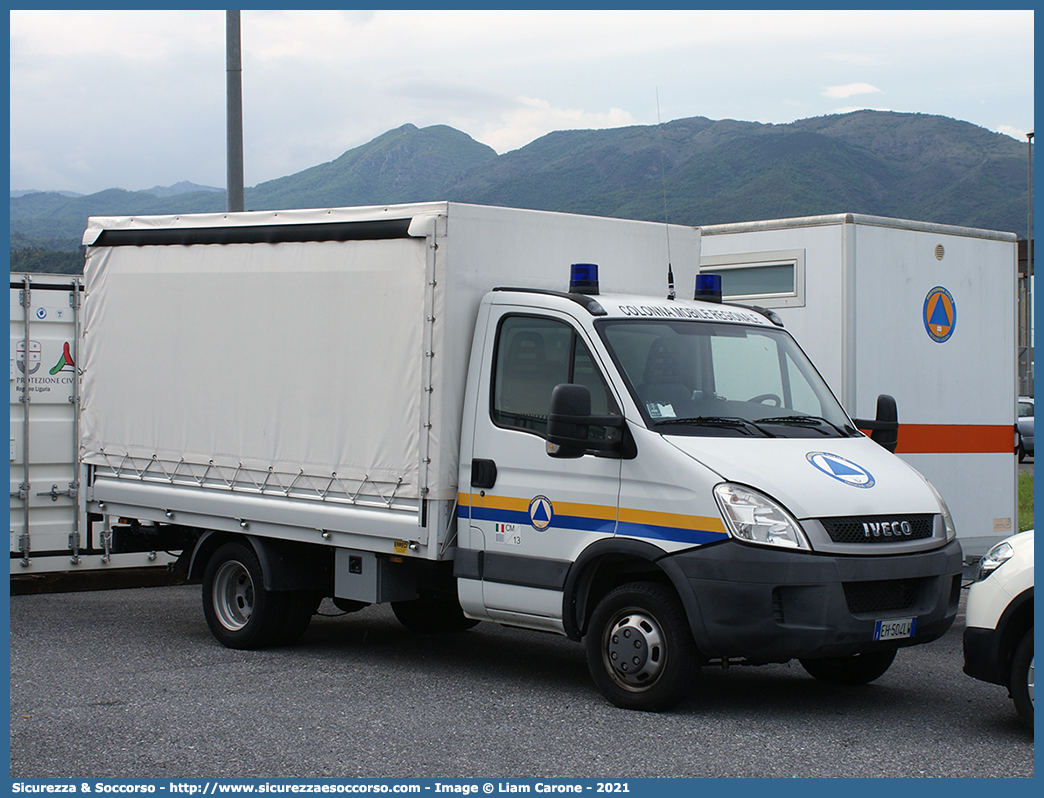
top-left (875, 424), bottom-right (1016, 454)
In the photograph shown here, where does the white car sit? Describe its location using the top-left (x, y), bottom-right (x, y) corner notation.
top-left (963, 530), bottom-right (1034, 730)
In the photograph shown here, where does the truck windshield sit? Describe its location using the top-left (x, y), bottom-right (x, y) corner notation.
top-left (597, 319), bottom-right (857, 439)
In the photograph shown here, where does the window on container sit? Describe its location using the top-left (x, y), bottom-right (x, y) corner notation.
top-left (702, 263), bottom-right (796, 300)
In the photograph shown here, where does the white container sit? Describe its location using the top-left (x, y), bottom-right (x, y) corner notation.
top-left (10, 274), bottom-right (82, 571)
top-left (701, 213), bottom-right (1018, 556)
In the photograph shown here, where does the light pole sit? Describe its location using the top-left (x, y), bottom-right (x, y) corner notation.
top-left (226, 10), bottom-right (245, 213)
top-left (1028, 131), bottom-right (1034, 392)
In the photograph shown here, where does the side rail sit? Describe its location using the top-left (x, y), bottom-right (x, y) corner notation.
top-left (86, 470), bottom-right (458, 562)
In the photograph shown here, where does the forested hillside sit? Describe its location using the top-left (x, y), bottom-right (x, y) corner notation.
top-left (10, 110), bottom-right (1029, 274)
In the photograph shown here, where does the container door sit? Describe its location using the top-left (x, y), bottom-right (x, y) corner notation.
top-left (10, 276), bottom-right (82, 571)
top-left (466, 308), bottom-right (623, 632)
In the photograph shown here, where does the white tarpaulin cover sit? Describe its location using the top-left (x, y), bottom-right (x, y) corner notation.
top-left (82, 236), bottom-right (428, 502)
top-left (81, 202), bottom-right (700, 510)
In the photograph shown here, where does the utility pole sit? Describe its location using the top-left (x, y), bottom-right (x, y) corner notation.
top-left (226, 10), bottom-right (245, 212)
top-left (1028, 131), bottom-right (1034, 391)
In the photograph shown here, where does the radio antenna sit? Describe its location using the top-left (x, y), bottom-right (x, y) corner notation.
top-left (657, 89), bottom-right (675, 300)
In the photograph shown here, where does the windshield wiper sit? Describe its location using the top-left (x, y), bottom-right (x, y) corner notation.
top-left (757, 415), bottom-right (850, 436)
top-left (655, 416), bottom-right (775, 437)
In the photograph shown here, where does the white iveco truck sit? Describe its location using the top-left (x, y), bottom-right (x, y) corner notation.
top-left (74, 202), bottom-right (962, 710)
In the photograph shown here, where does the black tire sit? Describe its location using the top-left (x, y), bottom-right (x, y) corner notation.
top-left (799, 649), bottom-right (897, 685)
top-left (202, 541), bottom-right (288, 650)
top-left (584, 581), bottom-right (697, 711)
top-left (1010, 629), bottom-right (1034, 732)
top-left (391, 590), bottom-right (480, 633)
top-left (1018, 440), bottom-right (1026, 462)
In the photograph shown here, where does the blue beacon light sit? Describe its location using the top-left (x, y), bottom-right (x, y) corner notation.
top-left (569, 263), bottom-right (600, 295)
top-left (694, 273), bottom-right (722, 303)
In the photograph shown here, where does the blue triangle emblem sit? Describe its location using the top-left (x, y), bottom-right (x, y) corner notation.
top-left (529, 496), bottom-right (554, 530)
top-left (807, 452), bottom-right (875, 488)
top-left (929, 297), bottom-right (951, 327)
top-left (827, 458), bottom-right (862, 477)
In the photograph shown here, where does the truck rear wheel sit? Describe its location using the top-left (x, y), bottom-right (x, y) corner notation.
top-left (799, 649), bottom-right (897, 685)
top-left (1010, 629), bottom-right (1033, 731)
top-left (203, 541), bottom-right (290, 649)
top-left (585, 581), bottom-right (697, 711)
top-left (391, 590), bottom-right (480, 633)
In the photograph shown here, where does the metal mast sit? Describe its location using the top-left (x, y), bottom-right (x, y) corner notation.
top-left (226, 10), bottom-right (244, 212)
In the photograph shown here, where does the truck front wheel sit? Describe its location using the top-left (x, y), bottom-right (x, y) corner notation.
top-left (585, 582), bottom-right (697, 711)
top-left (1010, 629), bottom-right (1033, 730)
top-left (203, 541), bottom-right (291, 649)
top-left (799, 649), bottom-right (896, 685)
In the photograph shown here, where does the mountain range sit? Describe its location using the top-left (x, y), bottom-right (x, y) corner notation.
top-left (9, 110), bottom-right (1031, 272)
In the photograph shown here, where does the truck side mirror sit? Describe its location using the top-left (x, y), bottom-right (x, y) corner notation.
top-left (546, 384), bottom-right (623, 459)
top-left (854, 394), bottom-right (899, 454)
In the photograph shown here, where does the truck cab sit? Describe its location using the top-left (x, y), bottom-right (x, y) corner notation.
top-left (456, 267), bottom-right (963, 710)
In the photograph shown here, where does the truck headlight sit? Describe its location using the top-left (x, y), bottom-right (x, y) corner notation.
top-left (976, 541), bottom-right (1014, 582)
top-left (714, 483), bottom-right (810, 550)
top-left (922, 477), bottom-right (957, 542)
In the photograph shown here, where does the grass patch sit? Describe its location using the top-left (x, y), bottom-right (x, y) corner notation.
top-left (1018, 471), bottom-right (1034, 532)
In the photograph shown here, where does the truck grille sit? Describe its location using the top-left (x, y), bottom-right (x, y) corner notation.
top-left (820, 514), bottom-right (934, 544)
top-left (843, 578), bottom-right (920, 614)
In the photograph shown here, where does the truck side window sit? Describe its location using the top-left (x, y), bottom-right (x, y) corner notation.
top-left (492, 315), bottom-right (617, 437)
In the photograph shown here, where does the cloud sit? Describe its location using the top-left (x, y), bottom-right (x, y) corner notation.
top-left (995, 125), bottom-right (1031, 142)
top-left (822, 83), bottom-right (882, 99)
top-left (477, 97), bottom-right (637, 154)
top-left (9, 9), bottom-right (1035, 194)
top-left (10, 10), bottom-right (222, 60)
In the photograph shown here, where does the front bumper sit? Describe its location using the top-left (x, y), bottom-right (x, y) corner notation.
top-left (663, 538), bottom-right (963, 662)
top-left (962, 626), bottom-right (1008, 686)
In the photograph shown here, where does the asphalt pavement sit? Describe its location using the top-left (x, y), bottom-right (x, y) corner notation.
top-left (8, 582), bottom-right (1034, 779)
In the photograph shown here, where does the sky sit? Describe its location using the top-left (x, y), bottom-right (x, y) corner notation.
top-left (8, 9), bottom-right (1036, 197)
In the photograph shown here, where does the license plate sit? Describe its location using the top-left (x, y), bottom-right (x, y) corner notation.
top-left (874, 617), bottom-right (917, 641)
